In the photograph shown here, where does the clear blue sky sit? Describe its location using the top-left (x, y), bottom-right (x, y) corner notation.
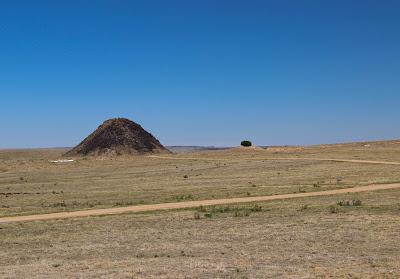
top-left (1, 0), bottom-right (399, 148)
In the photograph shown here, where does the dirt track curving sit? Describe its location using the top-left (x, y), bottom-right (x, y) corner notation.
top-left (1, 183), bottom-right (400, 224)
top-left (148, 155), bottom-right (400, 165)
top-left (2, 156), bottom-right (399, 224)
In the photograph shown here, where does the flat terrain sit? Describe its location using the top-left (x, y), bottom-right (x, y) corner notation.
top-left (1, 183), bottom-right (400, 223)
top-left (2, 142), bottom-right (400, 218)
top-left (1, 140), bottom-right (400, 278)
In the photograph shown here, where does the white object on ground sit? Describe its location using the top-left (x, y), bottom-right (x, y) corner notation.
top-left (49, 159), bottom-right (75, 163)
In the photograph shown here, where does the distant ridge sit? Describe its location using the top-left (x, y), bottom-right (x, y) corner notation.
top-left (65, 118), bottom-right (170, 156)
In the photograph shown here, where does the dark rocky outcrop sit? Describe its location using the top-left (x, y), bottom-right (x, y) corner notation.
top-left (65, 118), bottom-right (170, 156)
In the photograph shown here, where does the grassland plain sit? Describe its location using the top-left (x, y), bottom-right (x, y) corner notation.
top-left (1, 141), bottom-right (400, 218)
top-left (0, 141), bottom-right (400, 278)
top-left (1, 189), bottom-right (399, 278)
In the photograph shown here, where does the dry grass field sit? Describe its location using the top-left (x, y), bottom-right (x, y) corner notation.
top-left (1, 141), bottom-right (400, 278)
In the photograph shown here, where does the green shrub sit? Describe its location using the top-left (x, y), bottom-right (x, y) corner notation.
top-left (241, 140), bottom-right (252, 147)
top-left (337, 200), bottom-right (349, 206)
top-left (234, 210), bottom-right (250, 217)
top-left (211, 205), bottom-right (232, 213)
top-left (337, 199), bottom-right (362, 207)
top-left (352, 199), bottom-right (362, 206)
top-left (175, 194), bottom-right (193, 201)
top-left (329, 205), bottom-right (340, 214)
top-left (250, 204), bottom-right (262, 212)
top-left (300, 204), bottom-right (309, 211)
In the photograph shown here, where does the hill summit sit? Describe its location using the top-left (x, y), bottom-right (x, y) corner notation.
top-left (65, 118), bottom-right (170, 156)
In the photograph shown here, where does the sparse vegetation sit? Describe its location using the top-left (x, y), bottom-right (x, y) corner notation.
top-left (41, 201), bottom-right (67, 208)
top-left (1, 143), bottom-right (399, 217)
top-left (329, 205), bottom-right (340, 214)
top-left (51, 263), bottom-right (62, 268)
top-left (193, 204), bottom-right (262, 219)
top-left (298, 187), bottom-right (307, 193)
top-left (234, 209), bottom-right (250, 217)
top-left (300, 204), bottom-right (309, 211)
top-left (250, 204), bottom-right (262, 212)
top-left (1, 141), bottom-right (400, 278)
top-left (113, 201), bottom-right (136, 207)
top-left (337, 199), bottom-right (362, 207)
top-left (175, 194), bottom-right (193, 201)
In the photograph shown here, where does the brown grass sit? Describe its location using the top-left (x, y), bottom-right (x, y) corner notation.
top-left (1, 189), bottom-right (399, 278)
top-left (2, 142), bottom-right (400, 218)
top-left (0, 140), bottom-right (400, 277)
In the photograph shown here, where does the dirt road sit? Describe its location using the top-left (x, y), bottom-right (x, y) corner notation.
top-left (1, 183), bottom-right (400, 224)
top-left (148, 155), bottom-right (400, 165)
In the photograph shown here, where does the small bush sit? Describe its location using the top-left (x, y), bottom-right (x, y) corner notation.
top-left (234, 210), bottom-right (250, 217)
top-left (175, 194), bottom-right (193, 201)
top-left (337, 200), bottom-right (349, 206)
top-left (50, 201), bottom-right (66, 207)
top-left (250, 204), bottom-right (262, 212)
top-left (300, 204), bottom-right (309, 211)
top-left (336, 199), bottom-right (362, 207)
top-left (195, 204), bottom-right (260, 218)
top-left (211, 205), bottom-right (232, 213)
top-left (194, 212), bottom-right (201, 220)
top-left (51, 263), bottom-right (62, 268)
top-left (329, 205), bottom-right (340, 214)
top-left (352, 199), bottom-right (362, 206)
top-left (241, 140), bottom-right (252, 147)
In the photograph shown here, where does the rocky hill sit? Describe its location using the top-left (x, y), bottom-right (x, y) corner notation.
top-left (64, 118), bottom-right (170, 156)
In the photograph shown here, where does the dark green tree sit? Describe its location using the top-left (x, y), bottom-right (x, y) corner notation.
top-left (241, 140), bottom-right (252, 147)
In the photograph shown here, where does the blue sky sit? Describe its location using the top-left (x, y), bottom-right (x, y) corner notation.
top-left (1, 0), bottom-right (399, 148)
